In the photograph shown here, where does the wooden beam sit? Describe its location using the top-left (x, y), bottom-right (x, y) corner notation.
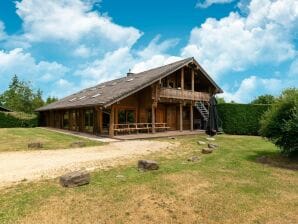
top-left (191, 69), bottom-right (194, 92)
top-left (109, 105), bottom-right (115, 137)
top-left (181, 68), bottom-right (184, 90)
top-left (180, 103), bottom-right (183, 132)
top-left (79, 109), bottom-right (83, 132)
top-left (152, 102), bottom-right (156, 133)
top-left (99, 109), bottom-right (103, 135)
top-left (190, 102), bottom-right (193, 131)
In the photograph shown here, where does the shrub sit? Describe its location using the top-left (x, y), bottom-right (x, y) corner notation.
top-left (0, 112), bottom-right (38, 128)
top-left (260, 88), bottom-right (298, 157)
top-left (217, 103), bottom-right (270, 135)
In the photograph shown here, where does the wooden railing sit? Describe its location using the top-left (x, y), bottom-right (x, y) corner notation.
top-left (113, 123), bottom-right (170, 135)
top-left (159, 88), bottom-right (210, 101)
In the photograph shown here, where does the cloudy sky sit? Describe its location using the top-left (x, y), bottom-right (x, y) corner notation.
top-left (0, 0), bottom-right (297, 102)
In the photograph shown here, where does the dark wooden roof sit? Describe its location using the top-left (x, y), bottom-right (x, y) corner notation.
top-left (36, 57), bottom-right (223, 111)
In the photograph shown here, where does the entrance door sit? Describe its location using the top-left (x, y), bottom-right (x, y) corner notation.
top-left (166, 105), bottom-right (176, 130)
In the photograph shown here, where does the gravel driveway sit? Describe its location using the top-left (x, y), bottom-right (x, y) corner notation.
top-left (0, 140), bottom-right (174, 188)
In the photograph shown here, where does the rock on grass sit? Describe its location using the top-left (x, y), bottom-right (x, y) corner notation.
top-left (138, 160), bottom-right (159, 171)
top-left (59, 170), bottom-right (90, 187)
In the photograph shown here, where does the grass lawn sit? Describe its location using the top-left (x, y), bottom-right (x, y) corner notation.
top-left (0, 128), bottom-right (104, 151)
top-left (0, 135), bottom-right (297, 223)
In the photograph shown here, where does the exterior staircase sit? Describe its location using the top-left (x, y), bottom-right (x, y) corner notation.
top-left (195, 101), bottom-right (209, 122)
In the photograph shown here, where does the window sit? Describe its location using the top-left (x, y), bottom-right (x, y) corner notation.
top-left (63, 112), bottom-right (69, 129)
top-left (84, 109), bottom-right (94, 132)
top-left (118, 109), bottom-right (135, 124)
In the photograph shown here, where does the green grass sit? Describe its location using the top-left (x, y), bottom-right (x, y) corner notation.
top-left (0, 135), bottom-right (297, 223)
top-left (0, 128), bottom-right (104, 151)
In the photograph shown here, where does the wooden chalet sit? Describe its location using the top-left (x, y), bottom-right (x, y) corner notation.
top-left (36, 57), bottom-right (223, 137)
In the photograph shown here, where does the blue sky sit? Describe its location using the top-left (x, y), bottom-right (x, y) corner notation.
top-left (0, 0), bottom-right (297, 102)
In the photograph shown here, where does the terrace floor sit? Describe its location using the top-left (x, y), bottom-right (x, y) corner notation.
top-left (113, 130), bottom-right (205, 140)
top-left (42, 127), bottom-right (205, 141)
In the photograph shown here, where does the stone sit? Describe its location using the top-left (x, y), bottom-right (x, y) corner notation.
top-left (116, 174), bottom-right (125, 179)
top-left (256, 156), bottom-right (269, 164)
top-left (28, 142), bottom-right (43, 149)
top-left (187, 156), bottom-right (200, 162)
top-left (206, 137), bottom-right (216, 141)
top-left (59, 170), bottom-right (90, 187)
top-left (208, 143), bottom-right (219, 149)
top-left (138, 160), bottom-right (159, 171)
top-left (197, 141), bottom-right (206, 145)
top-left (168, 137), bottom-right (176, 140)
top-left (202, 148), bottom-right (213, 154)
top-left (70, 141), bottom-right (86, 148)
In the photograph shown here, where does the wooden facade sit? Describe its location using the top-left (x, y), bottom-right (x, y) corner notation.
top-left (38, 58), bottom-right (222, 137)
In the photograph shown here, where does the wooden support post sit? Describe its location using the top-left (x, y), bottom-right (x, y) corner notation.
top-left (93, 108), bottom-right (97, 135)
top-left (79, 109), bottom-right (83, 132)
top-left (152, 101), bottom-right (156, 133)
top-left (191, 69), bottom-right (195, 92)
top-left (109, 105), bottom-right (115, 137)
top-left (190, 102), bottom-right (193, 131)
top-left (180, 103), bottom-right (183, 132)
top-left (181, 68), bottom-right (184, 90)
top-left (99, 109), bottom-right (103, 135)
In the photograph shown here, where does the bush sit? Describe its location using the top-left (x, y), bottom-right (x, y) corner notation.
top-left (0, 112), bottom-right (38, 128)
top-left (217, 103), bottom-right (270, 135)
top-left (260, 88), bottom-right (298, 157)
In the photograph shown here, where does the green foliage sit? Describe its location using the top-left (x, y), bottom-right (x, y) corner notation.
top-left (251, 94), bottom-right (276, 104)
top-left (0, 75), bottom-right (44, 113)
top-left (216, 97), bottom-right (226, 104)
top-left (260, 88), bottom-right (298, 157)
top-left (0, 75), bottom-right (59, 113)
top-left (0, 112), bottom-right (38, 128)
top-left (46, 96), bottom-right (58, 104)
top-left (217, 103), bottom-right (270, 135)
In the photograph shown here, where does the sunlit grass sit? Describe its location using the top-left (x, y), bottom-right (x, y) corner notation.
top-left (0, 134), bottom-right (297, 223)
top-left (0, 128), bottom-right (104, 151)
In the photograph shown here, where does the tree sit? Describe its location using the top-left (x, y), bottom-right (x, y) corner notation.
top-left (32, 89), bottom-right (45, 109)
top-left (0, 75), bottom-right (45, 113)
top-left (251, 94), bottom-right (276, 104)
top-left (216, 97), bottom-right (226, 104)
top-left (259, 88), bottom-right (298, 157)
top-left (46, 96), bottom-right (58, 104)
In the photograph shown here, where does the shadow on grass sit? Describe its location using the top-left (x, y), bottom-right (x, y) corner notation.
top-left (246, 150), bottom-right (298, 171)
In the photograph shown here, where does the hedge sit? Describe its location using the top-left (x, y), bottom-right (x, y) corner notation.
top-left (0, 112), bottom-right (38, 128)
top-left (217, 103), bottom-right (270, 135)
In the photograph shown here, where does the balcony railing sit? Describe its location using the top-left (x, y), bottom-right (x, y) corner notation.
top-left (159, 88), bottom-right (210, 101)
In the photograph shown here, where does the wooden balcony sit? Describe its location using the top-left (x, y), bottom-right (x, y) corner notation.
top-left (159, 88), bottom-right (210, 101)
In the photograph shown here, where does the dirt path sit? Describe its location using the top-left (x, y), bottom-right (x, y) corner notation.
top-left (0, 140), bottom-right (175, 188)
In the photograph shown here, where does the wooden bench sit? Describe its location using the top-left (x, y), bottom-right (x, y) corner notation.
top-left (113, 123), bottom-right (170, 135)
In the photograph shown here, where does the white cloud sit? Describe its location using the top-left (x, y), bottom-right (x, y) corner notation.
top-left (289, 59), bottom-right (298, 77)
top-left (75, 36), bottom-right (181, 84)
top-left (183, 0), bottom-right (298, 79)
top-left (196, 0), bottom-right (235, 8)
top-left (137, 35), bottom-right (179, 59)
top-left (0, 21), bottom-right (6, 41)
top-left (75, 47), bottom-right (134, 84)
top-left (0, 48), bottom-right (68, 87)
top-left (221, 76), bottom-right (284, 102)
top-left (132, 55), bottom-right (182, 73)
top-left (15, 0), bottom-right (142, 48)
top-left (73, 45), bottom-right (91, 58)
